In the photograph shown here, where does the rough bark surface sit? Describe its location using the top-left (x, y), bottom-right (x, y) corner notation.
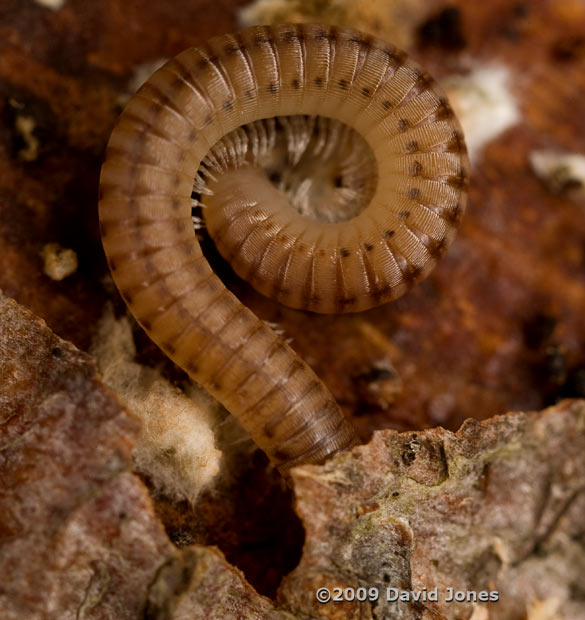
top-left (2, 293), bottom-right (584, 618)
top-left (282, 401), bottom-right (585, 619)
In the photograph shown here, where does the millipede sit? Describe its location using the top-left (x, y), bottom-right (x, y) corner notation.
top-left (99, 23), bottom-right (469, 476)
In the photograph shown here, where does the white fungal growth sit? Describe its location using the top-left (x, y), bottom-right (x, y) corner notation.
top-left (529, 150), bottom-right (585, 196)
top-left (42, 243), bottom-right (78, 281)
top-left (34, 0), bottom-right (66, 10)
top-left (14, 114), bottom-right (40, 162)
top-left (443, 65), bottom-right (520, 162)
top-left (238, 0), bottom-right (426, 50)
top-left (117, 58), bottom-right (169, 107)
top-left (91, 306), bottom-right (223, 503)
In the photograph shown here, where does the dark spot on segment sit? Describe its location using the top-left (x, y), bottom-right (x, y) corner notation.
top-left (368, 285), bottom-right (383, 305)
top-left (287, 360), bottom-right (305, 379)
top-left (244, 88), bottom-right (255, 100)
top-left (444, 203), bottom-right (464, 224)
top-left (338, 78), bottom-right (349, 90)
top-left (361, 86), bottom-right (371, 97)
top-left (291, 78), bottom-right (300, 89)
top-left (223, 99), bottom-right (234, 111)
top-left (381, 46), bottom-right (407, 66)
top-left (318, 248), bottom-right (327, 257)
top-left (433, 97), bottom-right (454, 120)
top-left (162, 341), bottom-right (176, 355)
top-left (409, 161), bottom-right (423, 176)
top-left (267, 82), bottom-right (279, 95)
top-left (444, 131), bottom-right (466, 153)
top-left (169, 76), bottom-right (186, 93)
top-left (225, 43), bottom-right (245, 54)
top-left (408, 187), bottom-right (421, 200)
top-left (382, 100), bottom-right (392, 110)
top-left (402, 264), bottom-right (423, 286)
top-left (314, 28), bottom-right (331, 40)
top-left (282, 29), bottom-right (304, 43)
top-left (51, 346), bottom-right (62, 359)
top-left (412, 71), bottom-right (435, 94)
top-left (399, 210), bottom-right (410, 219)
top-left (397, 118), bottom-right (409, 132)
top-left (188, 129), bottom-right (197, 141)
top-left (333, 175), bottom-right (343, 187)
top-left (425, 237), bottom-right (449, 259)
top-left (170, 57), bottom-right (193, 83)
top-left (263, 424), bottom-right (274, 438)
top-left (362, 34), bottom-right (374, 47)
top-left (340, 248), bottom-right (351, 258)
top-left (363, 242), bottom-right (374, 252)
top-left (171, 198), bottom-right (181, 210)
top-left (384, 229), bottom-right (395, 238)
top-left (273, 449), bottom-right (290, 463)
top-left (266, 341), bottom-right (288, 364)
top-left (405, 140), bottom-right (419, 153)
top-left (269, 171), bottom-right (281, 184)
top-left (203, 114), bottom-right (213, 126)
top-left (335, 295), bottom-right (358, 310)
top-left (349, 35), bottom-right (364, 45)
top-left (446, 169), bottom-right (469, 189)
top-left (417, 6), bottom-right (466, 51)
top-left (379, 46), bottom-right (395, 62)
top-left (314, 76), bottom-right (324, 87)
top-left (254, 34), bottom-right (273, 47)
top-left (185, 361), bottom-right (198, 374)
top-left (197, 55), bottom-right (219, 69)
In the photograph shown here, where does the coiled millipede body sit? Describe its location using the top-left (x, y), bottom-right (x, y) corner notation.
top-left (99, 23), bottom-right (469, 476)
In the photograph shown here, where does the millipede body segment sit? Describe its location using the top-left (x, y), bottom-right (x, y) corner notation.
top-left (99, 23), bottom-right (469, 475)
